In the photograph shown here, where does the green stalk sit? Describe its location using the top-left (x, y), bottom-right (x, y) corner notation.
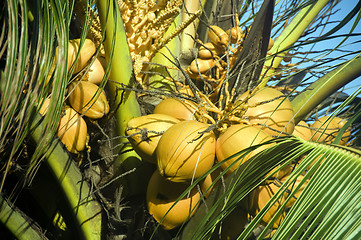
top-left (259, 0), bottom-right (329, 87)
top-left (0, 195), bottom-right (45, 240)
top-left (30, 114), bottom-right (102, 240)
top-left (292, 56), bottom-right (361, 124)
top-left (96, 0), bottom-right (152, 196)
top-left (148, 13), bottom-right (182, 91)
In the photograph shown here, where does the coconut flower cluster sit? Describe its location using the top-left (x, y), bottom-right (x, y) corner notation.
top-left (40, 39), bottom-right (109, 154)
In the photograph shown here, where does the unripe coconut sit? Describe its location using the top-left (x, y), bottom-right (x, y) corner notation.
top-left (311, 116), bottom-right (350, 145)
top-left (157, 120), bottom-right (216, 182)
top-left (146, 170), bottom-right (200, 230)
top-left (86, 58), bottom-right (105, 85)
top-left (238, 87), bottom-right (295, 136)
top-left (293, 120), bottom-right (314, 141)
top-left (153, 98), bottom-right (198, 121)
top-left (125, 114), bottom-right (180, 163)
top-left (57, 107), bottom-right (88, 153)
top-left (216, 124), bottom-right (273, 174)
top-left (68, 81), bottom-right (109, 119)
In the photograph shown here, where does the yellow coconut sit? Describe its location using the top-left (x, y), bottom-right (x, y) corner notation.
top-left (125, 114), bottom-right (180, 163)
top-left (198, 42), bottom-right (224, 59)
top-left (54, 39), bottom-right (96, 74)
top-left (68, 81), bottom-right (109, 119)
top-left (208, 25), bottom-right (228, 48)
top-left (153, 98), bottom-right (198, 121)
top-left (238, 87), bottom-right (295, 136)
top-left (216, 123), bottom-right (273, 174)
top-left (146, 170), bottom-right (200, 230)
top-left (57, 107), bottom-right (88, 153)
top-left (86, 58), bottom-right (105, 85)
top-left (244, 174), bottom-right (308, 229)
top-left (199, 167), bottom-right (222, 198)
top-left (189, 58), bottom-right (216, 74)
top-left (311, 116), bottom-right (350, 145)
top-left (293, 120), bottom-right (314, 141)
top-left (157, 120), bottom-right (216, 182)
top-left (39, 98), bottom-right (51, 116)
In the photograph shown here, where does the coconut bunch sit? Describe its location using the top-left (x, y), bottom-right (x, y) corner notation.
top-left (120, 5), bottom-right (354, 233)
top-left (186, 25), bottom-right (274, 93)
top-left (40, 38), bottom-right (109, 154)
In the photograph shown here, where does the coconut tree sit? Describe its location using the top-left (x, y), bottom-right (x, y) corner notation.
top-left (0, 0), bottom-right (361, 239)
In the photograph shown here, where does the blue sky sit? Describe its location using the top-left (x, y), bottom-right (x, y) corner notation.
top-left (292, 0), bottom-right (361, 95)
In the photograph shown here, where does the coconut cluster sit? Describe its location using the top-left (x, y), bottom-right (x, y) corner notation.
top-left (40, 39), bottom-right (109, 154)
top-left (126, 87), bottom-right (351, 232)
top-left (123, 23), bottom-right (352, 233)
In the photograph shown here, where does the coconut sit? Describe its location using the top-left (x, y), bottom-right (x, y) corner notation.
top-left (125, 114), bottom-right (180, 163)
top-left (153, 98), bottom-right (198, 121)
top-left (237, 87), bottom-right (295, 136)
top-left (57, 107), bottom-right (88, 153)
top-left (86, 58), bottom-right (105, 85)
top-left (199, 167), bottom-right (222, 198)
top-left (156, 120), bottom-right (216, 182)
top-left (146, 170), bottom-right (200, 230)
top-left (311, 116), bottom-right (350, 145)
top-left (68, 81), bottom-right (109, 119)
top-left (293, 120), bottom-right (314, 141)
top-left (216, 123), bottom-right (273, 174)
top-left (244, 174), bottom-right (308, 229)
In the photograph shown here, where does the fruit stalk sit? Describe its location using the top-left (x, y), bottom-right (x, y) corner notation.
top-left (95, 1), bottom-right (142, 173)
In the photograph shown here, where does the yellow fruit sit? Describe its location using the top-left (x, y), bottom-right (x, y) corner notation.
top-left (311, 116), bottom-right (350, 145)
top-left (244, 175), bottom-right (308, 229)
top-left (226, 26), bottom-right (243, 44)
top-left (198, 42), bottom-right (223, 59)
top-left (146, 170), bottom-right (200, 230)
top-left (157, 120), bottom-right (216, 182)
top-left (68, 81), bottom-right (109, 119)
top-left (199, 167), bottom-right (222, 198)
top-left (293, 120), bottom-right (314, 140)
top-left (86, 58), bottom-right (105, 85)
top-left (238, 87), bottom-right (295, 136)
top-left (208, 25), bottom-right (228, 48)
top-left (153, 98), bottom-right (198, 121)
top-left (189, 58), bottom-right (216, 74)
top-left (55, 39), bottom-right (96, 73)
top-left (39, 98), bottom-right (51, 116)
top-left (216, 124), bottom-right (273, 174)
top-left (57, 107), bottom-right (87, 153)
top-left (125, 114), bottom-right (180, 163)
